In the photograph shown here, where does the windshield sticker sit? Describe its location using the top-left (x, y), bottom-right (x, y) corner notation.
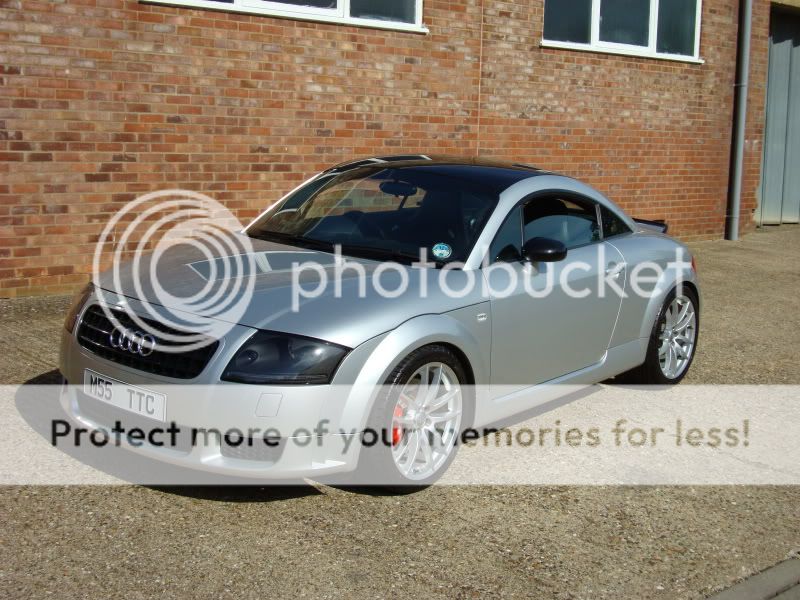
top-left (432, 243), bottom-right (452, 260)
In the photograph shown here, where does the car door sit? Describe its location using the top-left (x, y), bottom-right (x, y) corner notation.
top-left (483, 192), bottom-right (626, 391)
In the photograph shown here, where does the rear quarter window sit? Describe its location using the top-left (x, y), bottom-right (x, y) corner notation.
top-left (600, 205), bottom-right (632, 239)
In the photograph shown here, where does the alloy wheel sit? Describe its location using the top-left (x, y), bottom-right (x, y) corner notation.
top-left (390, 362), bottom-right (463, 481)
top-left (658, 294), bottom-right (697, 379)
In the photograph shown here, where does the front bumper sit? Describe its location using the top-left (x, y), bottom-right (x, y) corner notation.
top-left (57, 293), bottom-right (385, 480)
top-left (57, 383), bottom-right (361, 480)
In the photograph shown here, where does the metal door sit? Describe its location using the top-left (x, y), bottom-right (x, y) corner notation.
top-left (760, 8), bottom-right (800, 225)
top-left (486, 241), bottom-right (625, 390)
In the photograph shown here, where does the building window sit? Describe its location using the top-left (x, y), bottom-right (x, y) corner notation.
top-left (542, 0), bottom-right (702, 62)
top-left (146, 0), bottom-right (425, 32)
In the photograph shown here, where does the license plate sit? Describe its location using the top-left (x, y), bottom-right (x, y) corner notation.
top-left (83, 369), bottom-right (167, 422)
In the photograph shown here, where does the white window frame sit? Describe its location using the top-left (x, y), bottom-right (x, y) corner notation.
top-left (541, 0), bottom-right (703, 64)
top-left (143, 0), bottom-right (428, 33)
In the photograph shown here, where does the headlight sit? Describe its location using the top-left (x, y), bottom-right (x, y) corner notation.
top-left (221, 331), bottom-right (349, 385)
top-left (64, 282), bottom-right (93, 333)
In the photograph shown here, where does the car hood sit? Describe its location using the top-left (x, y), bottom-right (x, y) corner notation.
top-left (95, 235), bottom-right (484, 348)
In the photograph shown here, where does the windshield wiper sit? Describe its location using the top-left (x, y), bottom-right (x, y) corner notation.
top-left (248, 231), bottom-right (445, 267)
top-left (248, 230), bottom-right (334, 252)
top-left (338, 244), bottom-right (445, 267)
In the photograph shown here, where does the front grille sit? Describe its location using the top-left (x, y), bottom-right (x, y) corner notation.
top-left (77, 304), bottom-right (219, 379)
top-left (76, 392), bottom-right (194, 454)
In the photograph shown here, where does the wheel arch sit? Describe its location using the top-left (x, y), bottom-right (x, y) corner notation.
top-left (638, 272), bottom-right (700, 341)
top-left (332, 310), bottom-right (489, 435)
top-left (682, 280), bottom-right (700, 311)
top-left (433, 341), bottom-right (475, 386)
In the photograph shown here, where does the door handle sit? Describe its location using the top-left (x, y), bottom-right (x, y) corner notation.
top-left (605, 262), bottom-right (626, 278)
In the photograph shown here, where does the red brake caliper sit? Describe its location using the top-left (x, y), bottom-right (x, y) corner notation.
top-left (392, 405), bottom-right (404, 446)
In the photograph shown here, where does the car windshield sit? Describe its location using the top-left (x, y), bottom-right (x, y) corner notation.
top-left (246, 166), bottom-right (499, 265)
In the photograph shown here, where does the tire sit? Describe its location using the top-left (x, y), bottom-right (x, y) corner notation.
top-left (356, 344), bottom-right (472, 491)
top-left (619, 287), bottom-right (699, 385)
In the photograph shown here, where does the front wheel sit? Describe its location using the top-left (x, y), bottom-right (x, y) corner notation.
top-left (621, 287), bottom-right (699, 385)
top-left (357, 344), bottom-right (471, 490)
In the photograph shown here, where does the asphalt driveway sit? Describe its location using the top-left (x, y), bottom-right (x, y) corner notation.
top-left (0, 226), bottom-right (798, 598)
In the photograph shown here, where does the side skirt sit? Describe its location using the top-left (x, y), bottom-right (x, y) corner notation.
top-left (472, 338), bottom-right (647, 428)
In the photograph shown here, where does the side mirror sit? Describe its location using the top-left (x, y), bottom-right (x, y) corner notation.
top-left (522, 237), bottom-right (567, 262)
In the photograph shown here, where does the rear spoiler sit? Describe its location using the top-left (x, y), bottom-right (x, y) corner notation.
top-left (633, 218), bottom-right (669, 234)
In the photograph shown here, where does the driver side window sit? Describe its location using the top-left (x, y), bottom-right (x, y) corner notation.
top-left (488, 194), bottom-right (602, 263)
top-left (523, 195), bottom-right (600, 250)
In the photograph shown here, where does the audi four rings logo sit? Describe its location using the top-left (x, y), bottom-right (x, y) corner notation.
top-left (109, 328), bottom-right (157, 356)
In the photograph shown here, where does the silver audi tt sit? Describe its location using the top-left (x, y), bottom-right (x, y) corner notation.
top-left (59, 155), bottom-right (700, 486)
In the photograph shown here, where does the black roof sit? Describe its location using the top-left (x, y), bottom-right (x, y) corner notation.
top-left (323, 154), bottom-right (547, 194)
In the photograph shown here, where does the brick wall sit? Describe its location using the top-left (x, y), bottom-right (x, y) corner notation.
top-left (0, 0), bottom-right (767, 297)
top-left (479, 1), bottom-right (744, 238)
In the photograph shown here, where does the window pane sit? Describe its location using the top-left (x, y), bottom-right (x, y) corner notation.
top-left (490, 207), bottom-right (523, 263)
top-left (599, 0), bottom-right (650, 46)
top-left (265, 0), bottom-right (337, 8)
top-left (600, 205), bottom-right (631, 239)
top-left (349, 0), bottom-right (415, 23)
top-left (657, 0), bottom-right (697, 55)
top-left (543, 0), bottom-right (592, 43)
top-left (248, 167), bottom-right (498, 264)
top-left (523, 197), bottom-right (600, 250)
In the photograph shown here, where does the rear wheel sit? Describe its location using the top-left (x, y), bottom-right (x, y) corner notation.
top-left (358, 344), bottom-right (471, 490)
top-left (620, 287), bottom-right (699, 384)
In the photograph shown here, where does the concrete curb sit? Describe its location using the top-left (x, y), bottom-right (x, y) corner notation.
top-left (709, 559), bottom-right (800, 600)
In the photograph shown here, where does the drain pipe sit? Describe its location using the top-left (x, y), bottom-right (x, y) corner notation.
top-left (726, 0), bottom-right (754, 240)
